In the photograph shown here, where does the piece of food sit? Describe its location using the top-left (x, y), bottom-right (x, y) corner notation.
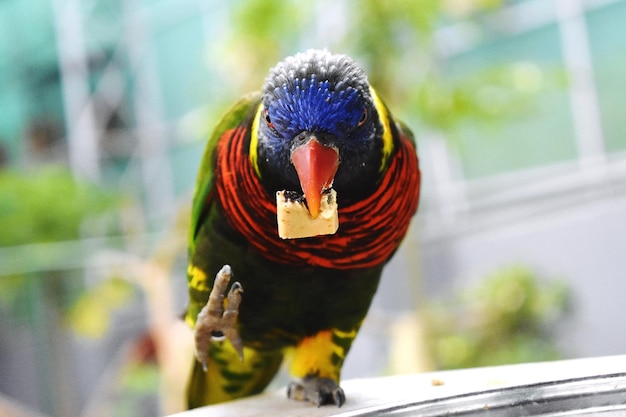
top-left (276, 189), bottom-right (338, 239)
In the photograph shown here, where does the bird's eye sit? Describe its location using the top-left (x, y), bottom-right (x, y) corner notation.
top-left (264, 109), bottom-right (275, 130)
top-left (358, 108), bottom-right (368, 127)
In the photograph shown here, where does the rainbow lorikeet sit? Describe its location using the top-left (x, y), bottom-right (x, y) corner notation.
top-left (185, 49), bottom-right (420, 408)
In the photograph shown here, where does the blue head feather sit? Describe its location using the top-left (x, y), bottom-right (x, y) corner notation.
top-left (269, 76), bottom-right (364, 139)
top-left (255, 49), bottom-right (386, 197)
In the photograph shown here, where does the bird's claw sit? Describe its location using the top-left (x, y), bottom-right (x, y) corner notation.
top-left (194, 265), bottom-right (244, 370)
top-left (287, 377), bottom-right (345, 407)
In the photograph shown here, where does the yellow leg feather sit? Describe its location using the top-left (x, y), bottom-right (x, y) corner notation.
top-left (289, 327), bottom-right (359, 381)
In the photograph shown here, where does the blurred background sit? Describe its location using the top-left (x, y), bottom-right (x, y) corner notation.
top-left (1, 0), bottom-right (625, 416)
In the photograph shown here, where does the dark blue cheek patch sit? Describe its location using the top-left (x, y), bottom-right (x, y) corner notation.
top-left (269, 77), bottom-right (363, 139)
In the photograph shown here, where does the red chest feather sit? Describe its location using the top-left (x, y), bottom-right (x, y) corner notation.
top-left (215, 126), bottom-right (420, 271)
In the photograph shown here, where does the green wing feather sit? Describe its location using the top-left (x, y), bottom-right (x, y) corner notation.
top-left (189, 92), bottom-right (262, 253)
top-left (187, 92), bottom-right (276, 408)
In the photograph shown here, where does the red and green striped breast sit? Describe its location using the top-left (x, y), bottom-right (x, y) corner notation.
top-left (214, 123), bottom-right (420, 271)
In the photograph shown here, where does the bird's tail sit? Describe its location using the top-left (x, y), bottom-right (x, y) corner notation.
top-left (186, 340), bottom-right (284, 409)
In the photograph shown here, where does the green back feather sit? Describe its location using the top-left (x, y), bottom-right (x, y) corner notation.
top-left (189, 92), bottom-right (262, 253)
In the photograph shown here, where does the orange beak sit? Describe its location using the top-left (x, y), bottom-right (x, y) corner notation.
top-left (290, 137), bottom-right (339, 219)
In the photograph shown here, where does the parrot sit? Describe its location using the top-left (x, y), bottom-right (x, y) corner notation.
top-left (184, 48), bottom-right (421, 409)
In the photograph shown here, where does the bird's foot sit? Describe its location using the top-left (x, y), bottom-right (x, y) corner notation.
top-left (193, 265), bottom-right (244, 370)
top-left (287, 377), bottom-right (345, 407)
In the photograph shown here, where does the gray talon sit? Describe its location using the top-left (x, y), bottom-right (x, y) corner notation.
top-left (194, 265), bottom-right (244, 368)
top-left (287, 377), bottom-right (345, 407)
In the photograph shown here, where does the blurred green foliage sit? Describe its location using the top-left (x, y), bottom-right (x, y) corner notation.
top-left (0, 167), bottom-right (119, 246)
top-left (0, 167), bottom-right (123, 320)
top-left (417, 62), bottom-right (551, 132)
top-left (424, 266), bottom-right (570, 370)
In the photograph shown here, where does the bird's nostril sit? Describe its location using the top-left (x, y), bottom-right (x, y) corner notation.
top-left (295, 132), bottom-right (309, 144)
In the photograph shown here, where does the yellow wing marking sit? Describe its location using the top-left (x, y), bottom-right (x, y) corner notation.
top-left (370, 86), bottom-right (394, 172)
top-left (187, 264), bottom-right (209, 292)
top-left (248, 103), bottom-right (263, 177)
